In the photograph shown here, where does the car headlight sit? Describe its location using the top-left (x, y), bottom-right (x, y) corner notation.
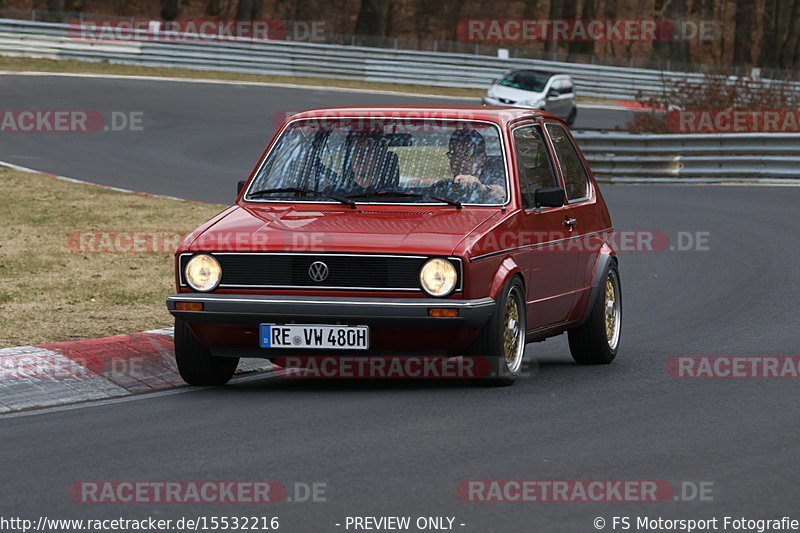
top-left (521, 99), bottom-right (545, 109)
top-left (184, 254), bottom-right (222, 292)
top-left (419, 258), bottom-right (458, 297)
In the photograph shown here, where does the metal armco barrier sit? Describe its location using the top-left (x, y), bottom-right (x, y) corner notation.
top-left (572, 131), bottom-right (800, 183)
top-left (2, 18), bottom-right (800, 101)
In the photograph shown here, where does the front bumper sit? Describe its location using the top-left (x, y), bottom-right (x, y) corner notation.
top-left (166, 293), bottom-right (496, 329)
top-left (482, 96), bottom-right (544, 110)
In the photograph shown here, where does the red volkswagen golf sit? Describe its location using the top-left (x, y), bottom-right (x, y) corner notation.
top-left (167, 106), bottom-right (620, 386)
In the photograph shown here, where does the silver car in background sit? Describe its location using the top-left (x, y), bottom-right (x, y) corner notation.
top-left (482, 69), bottom-right (577, 126)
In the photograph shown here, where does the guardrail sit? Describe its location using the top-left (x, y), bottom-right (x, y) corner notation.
top-left (2, 17), bottom-right (800, 101)
top-left (573, 131), bottom-right (800, 183)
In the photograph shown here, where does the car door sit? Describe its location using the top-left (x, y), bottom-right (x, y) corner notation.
top-left (511, 123), bottom-right (580, 331)
top-left (560, 78), bottom-right (576, 111)
top-left (544, 79), bottom-right (569, 118)
top-left (544, 122), bottom-right (602, 321)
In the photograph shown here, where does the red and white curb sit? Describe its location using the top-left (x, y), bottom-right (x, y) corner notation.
top-left (0, 329), bottom-right (271, 413)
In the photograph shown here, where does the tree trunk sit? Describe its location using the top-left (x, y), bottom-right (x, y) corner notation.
top-left (235, 0), bottom-right (263, 21)
top-left (653, 0), bottom-right (690, 68)
top-left (758, 0), bottom-right (780, 67)
top-left (778, 0), bottom-right (800, 68)
top-left (545, 0), bottom-right (564, 56)
top-left (354, 0), bottom-right (390, 38)
top-left (160, 0), bottom-right (181, 21)
top-left (569, 0), bottom-right (596, 59)
top-left (733, 0), bottom-right (755, 66)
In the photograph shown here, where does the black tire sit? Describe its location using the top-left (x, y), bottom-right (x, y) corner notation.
top-left (469, 277), bottom-right (526, 386)
top-left (568, 261), bottom-right (621, 365)
top-left (566, 106), bottom-right (577, 126)
top-left (174, 318), bottom-right (239, 385)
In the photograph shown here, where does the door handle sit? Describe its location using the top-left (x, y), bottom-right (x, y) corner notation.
top-left (563, 218), bottom-right (577, 227)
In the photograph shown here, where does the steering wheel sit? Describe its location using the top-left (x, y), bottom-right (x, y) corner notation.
top-left (428, 178), bottom-right (457, 197)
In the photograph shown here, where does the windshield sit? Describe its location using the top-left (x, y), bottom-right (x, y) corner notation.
top-left (246, 117), bottom-right (508, 206)
top-left (498, 70), bottom-right (549, 93)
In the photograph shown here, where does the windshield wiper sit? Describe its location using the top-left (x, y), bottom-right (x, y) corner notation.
top-left (248, 187), bottom-right (356, 209)
top-left (346, 190), bottom-right (462, 209)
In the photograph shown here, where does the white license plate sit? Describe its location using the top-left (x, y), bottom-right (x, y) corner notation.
top-left (260, 324), bottom-right (369, 350)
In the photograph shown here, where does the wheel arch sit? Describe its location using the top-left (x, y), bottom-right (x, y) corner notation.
top-left (580, 251), bottom-right (618, 325)
top-left (487, 256), bottom-right (525, 301)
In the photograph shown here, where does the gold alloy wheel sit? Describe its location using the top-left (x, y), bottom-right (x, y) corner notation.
top-left (502, 286), bottom-right (525, 373)
top-left (604, 269), bottom-right (621, 351)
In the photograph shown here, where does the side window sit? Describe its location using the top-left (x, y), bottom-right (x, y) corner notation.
top-left (561, 80), bottom-right (574, 94)
top-left (545, 123), bottom-right (590, 201)
top-left (512, 125), bottom-right (557, 209)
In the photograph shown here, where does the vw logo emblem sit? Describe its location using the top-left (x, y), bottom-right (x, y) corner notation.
top-left (308, 261), bottom-right (329, 282)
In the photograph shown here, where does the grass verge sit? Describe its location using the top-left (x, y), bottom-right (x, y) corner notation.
top-left (0, 168), bottom-right (223, 348)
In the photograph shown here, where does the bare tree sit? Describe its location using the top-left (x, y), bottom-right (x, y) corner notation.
top-left (569, 0), bottom-right (597, 59)
top-left (354, 0), bottom-right (390, 37)
top-left (733, 0), bottom-right (755, 65)
top-left (235, 0), bottom-right (263, 21)
top-left (545, 0), bottom-right (564, 56)
top-left (653, 0), bottom-right (690, 67)
top-left (160, 0), bottom-right (180, 20)
top-left (778, 0), bottom-right (800, 68)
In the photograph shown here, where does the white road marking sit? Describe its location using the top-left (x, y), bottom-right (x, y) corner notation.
top-left (0, 70), bottom-right (479, 99)
top-left (0, 369), bottom-right (277, 419)
top-left (0, 158), bottom-right (195, 202)
top-left (0, 70), bottom-right (628, 108)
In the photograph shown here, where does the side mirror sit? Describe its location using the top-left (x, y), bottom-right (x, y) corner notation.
top-left (237, 180), bottom-right (246, 196)
top-left (534, 187), bottom-right (565, 208)
top-left (547, 89), bottom-right (560, 98)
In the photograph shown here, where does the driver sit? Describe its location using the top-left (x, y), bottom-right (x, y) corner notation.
top-left (324, 132), bottom-right (395, 196)
top-left (447, 129), bottom-right (506, 201)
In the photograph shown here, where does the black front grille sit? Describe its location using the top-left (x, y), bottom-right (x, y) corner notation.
top-left (180, 254), bottom-right (461, 291)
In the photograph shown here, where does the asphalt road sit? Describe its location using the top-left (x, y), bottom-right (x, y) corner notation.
top-left (2, 74), bottom-right (799, 532)
top-left (0, 74), bottom-right (632, 203)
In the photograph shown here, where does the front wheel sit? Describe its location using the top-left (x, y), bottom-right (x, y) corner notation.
top-left (568, 262), bottom-right (621, 364)
top-left (469, 277), bottom-right (527, 386)
top-left (566, 106), bottom-right (577, 126)
top-left (174, 318), bottom-right (239, 385)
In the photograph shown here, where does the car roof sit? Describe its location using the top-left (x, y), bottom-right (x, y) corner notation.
top-left (287, 105), bottom-right (564, 127)
top-left (502, 69), bottom-right (571, 80)
top-left (507, 68), bottom-right (552, 76)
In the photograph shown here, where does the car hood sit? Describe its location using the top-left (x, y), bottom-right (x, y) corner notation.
top-left (489, 84), bottom-right (543, 102)
top-left (185, 204), bottom-right (501, 257)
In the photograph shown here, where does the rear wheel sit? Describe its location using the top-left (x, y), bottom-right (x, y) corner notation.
top-left (174, 318), bottom-right (239, 385)
top-left (469, 278), bottom-right (526, 386)
top-left (566, 106), bottom-right (577, 126)
top-left (568, 262), bottom-right (621, 364)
